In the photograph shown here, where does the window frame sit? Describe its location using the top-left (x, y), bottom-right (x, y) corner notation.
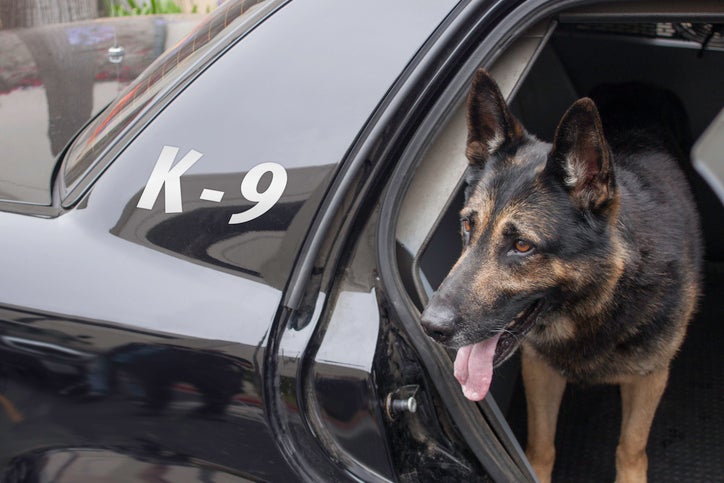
top-left (373, 2), bottom-right (584, 480)
top-left (374, 0), bottom-right (724, 479)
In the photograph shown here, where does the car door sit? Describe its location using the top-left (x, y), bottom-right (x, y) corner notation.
top-left (0, 0), bottom-right (463, 481)
top-left (371, 1), bottom-right (723, 481)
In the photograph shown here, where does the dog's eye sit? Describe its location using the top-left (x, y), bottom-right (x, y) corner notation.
top-left (461, 217), bottom-right (472, 233)
top-left (460, 217), bottom-right (472, 246)
top-left (513, 239), bottom-right (534, 254)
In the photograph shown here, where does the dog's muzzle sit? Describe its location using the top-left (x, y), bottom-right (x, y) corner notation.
top-left (420, 302), bottom-right (458, 345)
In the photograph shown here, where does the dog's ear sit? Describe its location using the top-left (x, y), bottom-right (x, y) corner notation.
top-left (466, 68), bottom-right (525, 166)
top-left (548, 98), bottom-right (615, 212)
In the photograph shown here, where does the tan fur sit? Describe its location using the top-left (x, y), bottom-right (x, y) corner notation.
top-left (536, 315), bottom-right (576, 343)
top-left (524, 346), bottom-right (673, 483)
top-left (423, 70), bottom-right (702, 483)
top-left (615, 369), bottom-right (669, 483)
top-left (522, 344), bottom-right (567, 483)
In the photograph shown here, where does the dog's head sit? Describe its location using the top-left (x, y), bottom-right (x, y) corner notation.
top-left (420, 69), bottom-right (619, 401)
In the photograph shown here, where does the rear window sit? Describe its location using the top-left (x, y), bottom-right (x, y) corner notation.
top-left (0, 15), bottom-right (200, 206)
top-left (61, 0), bottom-right (280, 202)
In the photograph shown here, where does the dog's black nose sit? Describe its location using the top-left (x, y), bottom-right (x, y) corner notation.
top-left (420, 303), bottom-right (457, 344)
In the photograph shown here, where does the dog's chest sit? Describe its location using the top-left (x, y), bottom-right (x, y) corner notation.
top-left (525, 315), bottom-right (619, 382)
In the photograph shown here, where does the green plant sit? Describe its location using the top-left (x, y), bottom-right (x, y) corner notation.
top-left (108, 0), bottom-right (183, 16)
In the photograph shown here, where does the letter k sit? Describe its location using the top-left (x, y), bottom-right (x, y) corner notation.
top-left (136, 145), bottom-right (203, 213)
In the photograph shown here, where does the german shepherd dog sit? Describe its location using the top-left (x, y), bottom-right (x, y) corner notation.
top-left (420, 69), bottom-right (701, 483)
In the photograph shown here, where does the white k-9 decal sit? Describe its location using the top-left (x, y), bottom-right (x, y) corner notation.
top-left (136, 145), bottom-right (287, 224)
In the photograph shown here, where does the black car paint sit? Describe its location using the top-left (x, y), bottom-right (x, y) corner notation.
top-left (0, 0), bottom-right (474, 480)
top-left (5, 0), bottom-right (717, 481)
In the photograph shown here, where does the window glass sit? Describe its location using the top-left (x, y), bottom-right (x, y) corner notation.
top-left (62, 0), bottom-right (278, 194)
top-left (0, 15), bottom-right (201, 205)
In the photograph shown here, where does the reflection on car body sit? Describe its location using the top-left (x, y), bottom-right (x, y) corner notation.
top-left (0, 0), bottom-right (722, 481)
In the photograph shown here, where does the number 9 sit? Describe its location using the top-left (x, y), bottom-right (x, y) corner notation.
top-left (228, 162), bottom-right (287, 224)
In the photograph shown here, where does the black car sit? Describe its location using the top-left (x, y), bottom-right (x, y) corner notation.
top-left (1, 1), bottom-right (722, 481)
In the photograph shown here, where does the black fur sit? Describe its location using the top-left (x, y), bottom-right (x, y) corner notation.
top-left (421, 71), bottom-right (702, 383)
top-left (420, 69), bottom-right (703, 483)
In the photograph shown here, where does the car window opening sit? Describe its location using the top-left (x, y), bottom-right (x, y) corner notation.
top-left (389, 3), bottom-right (723, 481)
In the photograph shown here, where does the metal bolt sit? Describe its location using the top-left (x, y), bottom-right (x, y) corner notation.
top-left (385, 385), bottom-right (420, 420)
top-left (386, 394), bottom-right (417, 419)
top-left (393, 396), bottom-right (417, 414)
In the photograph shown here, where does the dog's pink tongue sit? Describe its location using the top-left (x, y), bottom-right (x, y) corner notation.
top-left (453, 333), bottom-right (501, 401)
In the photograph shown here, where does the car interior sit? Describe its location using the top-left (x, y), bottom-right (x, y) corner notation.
top-left (393, 2), bottom-right (723, 480)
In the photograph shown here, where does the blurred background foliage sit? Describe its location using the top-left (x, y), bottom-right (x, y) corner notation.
top-left (108, 0), bottom-right (183, 16)
top-left (0, 0), bottom-right (217, 29)
top-left (108, 0), bottom-right (215, 16)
